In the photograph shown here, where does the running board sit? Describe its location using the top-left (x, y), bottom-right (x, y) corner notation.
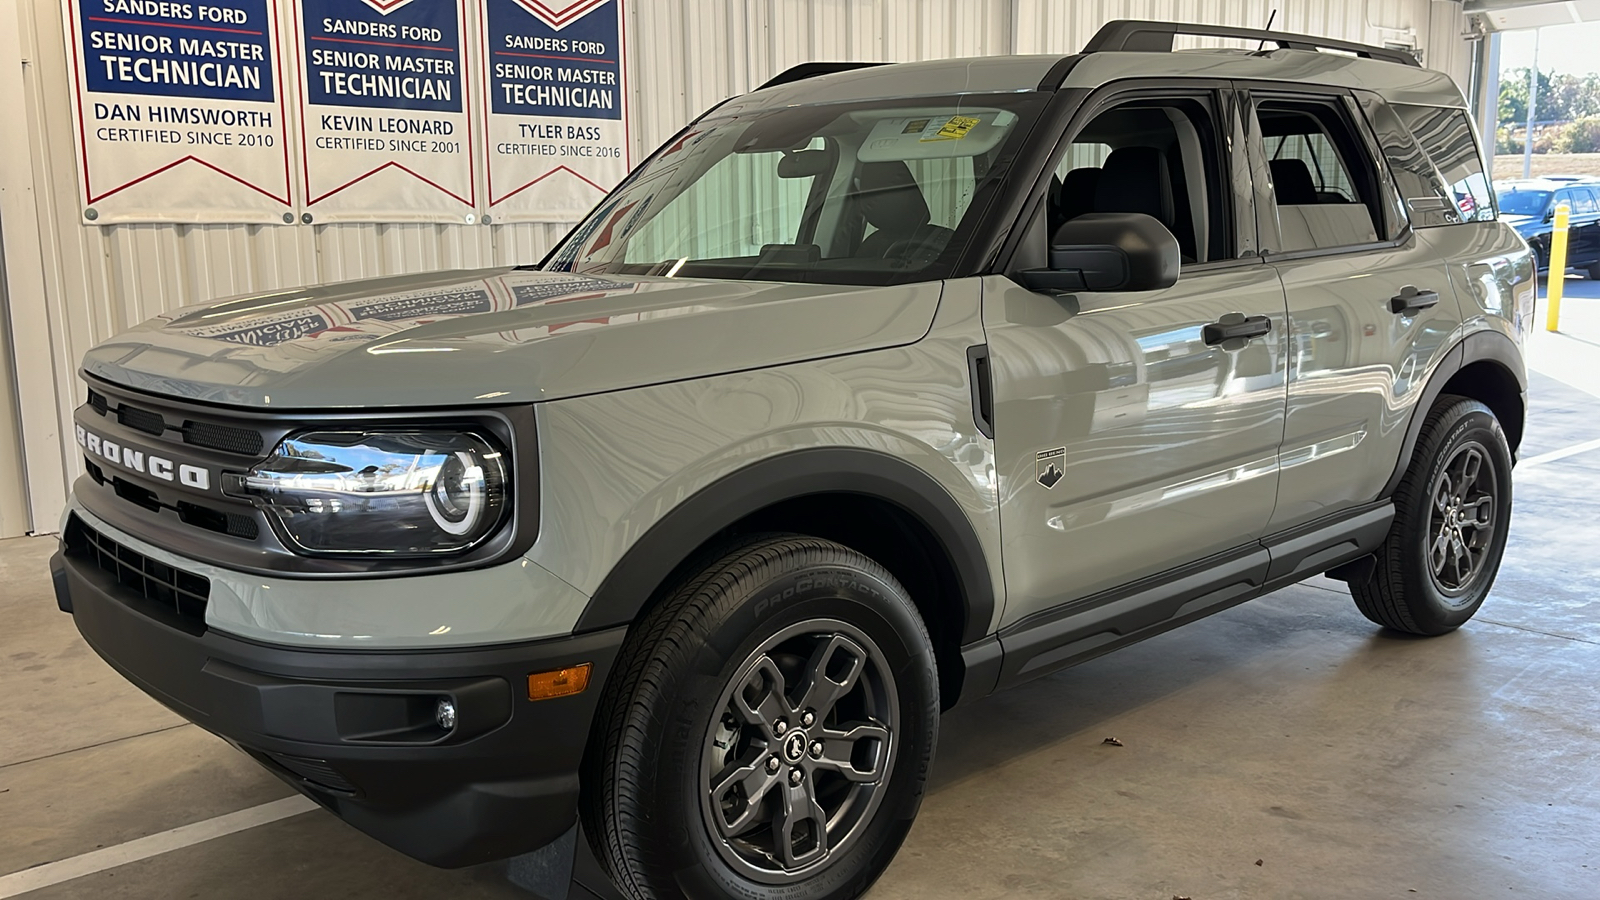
top-left (971, 501), bottom-right (1394, 696)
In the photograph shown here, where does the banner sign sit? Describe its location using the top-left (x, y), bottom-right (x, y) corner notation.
top-left (481, 0), bottom-right (628, 223)
top-left (63, 0), bottom-right (292, 223)
top-left (295, 0), bottom-right (476, 221)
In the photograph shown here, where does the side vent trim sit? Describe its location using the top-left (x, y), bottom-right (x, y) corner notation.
top-left (966, 344), bottom-right (996, 440)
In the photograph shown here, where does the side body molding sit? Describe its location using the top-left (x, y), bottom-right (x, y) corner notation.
top-left (571, 447), bottom-right (997, 647)
top-left (1379, 329), bottom-right (1527, 499)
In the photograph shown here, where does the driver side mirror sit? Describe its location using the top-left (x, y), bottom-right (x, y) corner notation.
top-left (1019, 212), bottom-right (1181, 293)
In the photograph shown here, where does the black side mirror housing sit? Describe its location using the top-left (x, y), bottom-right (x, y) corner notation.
top-left (1019, 212), bottom-right (1181, 293)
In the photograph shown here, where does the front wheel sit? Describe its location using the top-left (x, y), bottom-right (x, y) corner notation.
top-left (1350, 395), bottom-right (1513, 635)
top-left (583, 535), bottom-right (939, 900)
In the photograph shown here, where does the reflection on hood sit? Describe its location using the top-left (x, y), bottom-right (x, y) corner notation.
top-left (81, 266), bottom-right (941, 408)
top-left (168, 272), bottom-right (631, 348)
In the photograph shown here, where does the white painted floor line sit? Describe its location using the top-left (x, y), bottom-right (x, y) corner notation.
top-left (0, 795), bottom-right (318, 898)
top-left (1518, 435), bottom-right (1600, 469)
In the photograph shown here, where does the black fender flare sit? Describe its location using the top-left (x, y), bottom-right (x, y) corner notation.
top-left (572, 447), bottom-right (996, 646)
top-left (1380, 329), bottom-right (1527, 498)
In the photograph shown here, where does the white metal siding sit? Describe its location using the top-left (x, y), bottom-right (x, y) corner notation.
top-left (0, 245), bottom-right (28, 538)
top-left (0, 0), bottom-right (1471, 535)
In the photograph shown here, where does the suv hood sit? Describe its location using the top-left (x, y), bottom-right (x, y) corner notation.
top-left (83, 268), bottom-right (941, 408)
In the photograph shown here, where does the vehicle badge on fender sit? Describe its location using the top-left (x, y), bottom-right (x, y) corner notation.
top-left (1036, 447), bottom-right (1065, 489)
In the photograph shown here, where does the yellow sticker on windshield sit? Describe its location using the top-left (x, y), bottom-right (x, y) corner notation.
top-left (922, 115), bottom-right (981, 142)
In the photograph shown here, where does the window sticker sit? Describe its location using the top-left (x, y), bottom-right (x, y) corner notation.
top-left (924, 115), bottom-right (981, 142)
top-left (857, 110), bottom-right (1016, 162)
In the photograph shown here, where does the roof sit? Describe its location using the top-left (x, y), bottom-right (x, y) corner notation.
top-left (1497, 179), bottom-right (1588, 190)
top-left (727, 20), bottom-right (1465, 114)
top-left (718, 55), bottom-right (1063, 115)
top-left (1060, 48), bottom-right (1466, 108)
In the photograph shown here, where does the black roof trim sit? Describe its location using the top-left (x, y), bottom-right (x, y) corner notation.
top-left (1082, 19), bottom-right (1421, 68)
top-left (757, 62), bottom-right (890, 91)
top-left (1037, 54), bottom-right (1085, 91)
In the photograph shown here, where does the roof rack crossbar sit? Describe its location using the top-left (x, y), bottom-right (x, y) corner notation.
top-left (1081, 20), bottom-right (1420, 68)
top-left (757, 62), bottom-right (889, 91)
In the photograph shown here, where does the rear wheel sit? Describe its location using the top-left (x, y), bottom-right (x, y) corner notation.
top-left (584, 535), bottom-right (938, 900)
top-left (1350, 395), bottom-right (1513, 635)
top-left (1586, 262), bottom-right (1600, 280)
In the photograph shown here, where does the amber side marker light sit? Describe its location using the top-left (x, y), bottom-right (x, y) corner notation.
top-left (528, 663), bottom-right (591, 701)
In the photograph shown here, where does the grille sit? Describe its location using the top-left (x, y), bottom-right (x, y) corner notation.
top-left (182, 419), bottom-right (264, 456)
top-left (117, 404), bottom-right (168, 437)
top-left (86, 460), bottom-right (261, 541)
top-left (264, 753), bottom-right (358, 794)
top-left (176, 501), bottom-right (260, 539)
top-left (86, 388), bottom-right (266, 457)
top-left (64, 515), bottom-right (210, 630)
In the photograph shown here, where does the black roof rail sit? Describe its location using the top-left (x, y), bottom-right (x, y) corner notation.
top-left (757, 62), bottom-right (890, 91)
top-left (1082, 19), bottom-right (1421, 67)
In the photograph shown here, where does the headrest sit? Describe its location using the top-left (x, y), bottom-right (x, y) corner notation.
top-left (1269, 158), bottom-right (1319, 205)
top-left (856, 161), bottom-right (931, 231)
top-left (1058, 166), bottom-right (1102, 221)
top-left (1095, 147), bottom-right (1173, 225)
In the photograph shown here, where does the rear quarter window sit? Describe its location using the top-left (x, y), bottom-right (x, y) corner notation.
top-left (1392, 104), bottom-right (1496, 223)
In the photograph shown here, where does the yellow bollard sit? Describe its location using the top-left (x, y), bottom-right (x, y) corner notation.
top-left (1546, 202), bottom-right (1571, 332)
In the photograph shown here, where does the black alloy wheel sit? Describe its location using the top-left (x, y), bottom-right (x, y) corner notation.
top-left (1351, 394), bottom-right (1513, 635)
top-left (700, 620), bottom-right (898, 881)
top-left (1425, 442), bottom-right (1499, 597)
top-left (584, 535), bottom-right (938, 900)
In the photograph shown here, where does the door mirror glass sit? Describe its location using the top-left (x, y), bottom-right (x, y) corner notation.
top-left (1020, 212), bottom-right (1181, 293)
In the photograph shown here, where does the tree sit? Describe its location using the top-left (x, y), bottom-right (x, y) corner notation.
top-left (1550, 73), bottom-right (1600, 121)
top-left (1498, 68), bottom-right (1600, 125)
top-left (1499, 67), bottom-right (1554, 125)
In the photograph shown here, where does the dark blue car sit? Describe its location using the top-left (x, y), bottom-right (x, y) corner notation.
top-left (1496, 178), bottom-right (1600, 277)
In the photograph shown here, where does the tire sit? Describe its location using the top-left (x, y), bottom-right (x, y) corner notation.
top-left (1350, 395), bottom-right (1513, 635)
top-left (1587, 262), bottom-right (1600, 280)
top-left (583, 535), bottom-right (939, 900)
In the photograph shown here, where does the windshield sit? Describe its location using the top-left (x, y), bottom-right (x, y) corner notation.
top-left (1495, 189), bottom-right (1551, 217)
top-left (543, 92), bottom-right (1047, 285)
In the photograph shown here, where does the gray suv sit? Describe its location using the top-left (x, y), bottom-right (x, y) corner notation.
top-left (51, 20), bottom-right (1533, 900)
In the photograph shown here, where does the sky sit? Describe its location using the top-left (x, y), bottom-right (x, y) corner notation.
top-left (1499, 23), bottom-right (1600, 77)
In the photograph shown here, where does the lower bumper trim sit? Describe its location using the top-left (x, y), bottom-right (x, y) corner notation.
top-left (56, 546), bottom-right (624, 868)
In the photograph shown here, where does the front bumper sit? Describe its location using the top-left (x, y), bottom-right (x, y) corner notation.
top-left (52, 535), bottom-right (625, 868)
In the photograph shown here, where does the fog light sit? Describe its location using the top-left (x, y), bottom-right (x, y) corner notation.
top-left (436, 697), bottom-right (457, 730)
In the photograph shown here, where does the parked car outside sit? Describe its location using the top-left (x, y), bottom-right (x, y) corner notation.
top-left (1496, 178), bottom-right (1600, 276)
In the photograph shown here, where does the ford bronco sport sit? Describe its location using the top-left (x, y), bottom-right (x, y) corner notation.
top-left (52, 20), bottom-right (1532, 900)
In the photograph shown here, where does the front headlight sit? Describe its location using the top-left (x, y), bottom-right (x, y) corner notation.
top-left (230, 429), bottom-right (509, 556)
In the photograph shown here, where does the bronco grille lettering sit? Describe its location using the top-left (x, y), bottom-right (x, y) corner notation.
top-left (76, 423), bottom-right (211, 491)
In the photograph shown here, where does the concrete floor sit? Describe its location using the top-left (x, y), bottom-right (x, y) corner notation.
top-left (4, 288), bottom-right (1600, 899)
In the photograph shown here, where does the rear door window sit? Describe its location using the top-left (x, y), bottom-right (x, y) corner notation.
top-left (1254, 96), bottom-right (1385, 252)
top-left (1573, 188), bottom-right (1599, 215)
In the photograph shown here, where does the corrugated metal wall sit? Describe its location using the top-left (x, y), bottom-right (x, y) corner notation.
top-left (0, 0), bottom-right (1472, 536)
top-left (0, 239), bottom-right (28, 538)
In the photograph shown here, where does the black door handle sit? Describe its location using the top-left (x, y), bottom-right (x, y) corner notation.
top-left (1203, 313), bottom-right (1272, 346)
top-left (1390, 285), bottom-right (1440, 315)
